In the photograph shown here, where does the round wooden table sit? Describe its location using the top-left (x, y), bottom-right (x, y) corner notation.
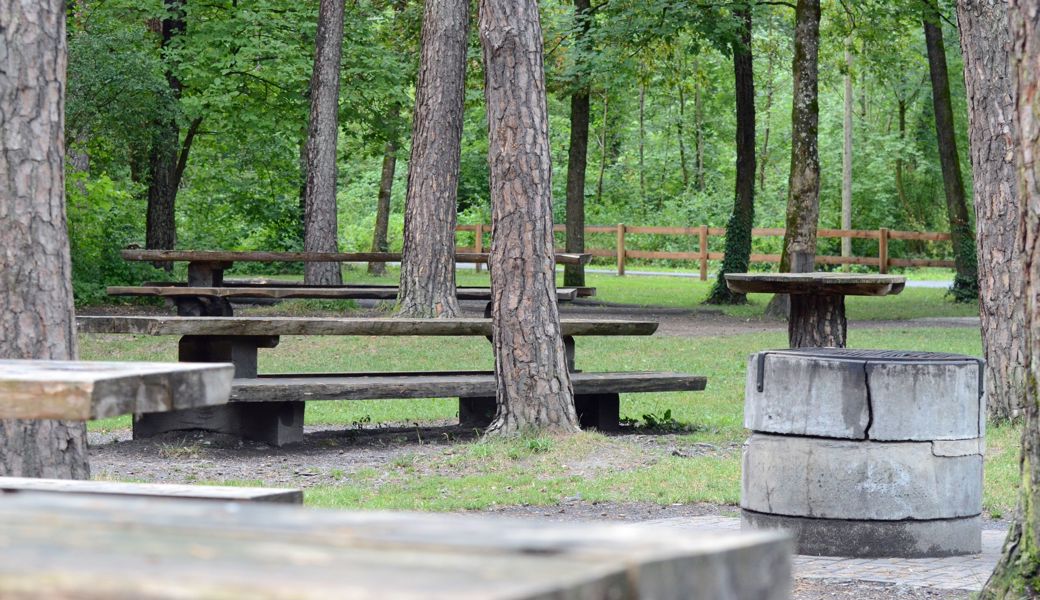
top-left (724, 273), bottom-right (906, 348)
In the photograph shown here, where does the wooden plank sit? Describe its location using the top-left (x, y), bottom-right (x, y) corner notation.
top-left (0, 477), bottom-right (301, 504)
top-left (107, 286), bottom-right (579, 302)
top-left (120, 250), bottom-right (591, 266)
top-left (624, 250), bottom-right (701, 260)
top-left (888, 257), bottom-right (957, 268)
top-left (0, 493), bottom-right (790, 600)
top-left (887, 230), bottom-right (951, 241)
top-left (724, 273), bottom-right (906, 297)
top-left (76, 316), bottom-right (660, 337)
top-left (0, 360), bottom-right (233, 420)
top-left (230, 371), bottom-right (708, 402)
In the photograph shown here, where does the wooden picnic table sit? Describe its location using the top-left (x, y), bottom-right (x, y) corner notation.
top-left (0, 492), bottom-right (790, 599)
top-left (0, 360), bottom-right (233, 420)
top-left (107, 285), bottom-right (581, 303)
top-left (725, 272), bottom-right (906, 348)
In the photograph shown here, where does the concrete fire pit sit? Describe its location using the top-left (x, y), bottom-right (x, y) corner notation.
top-left (741, 349), bottom-right (985, 558)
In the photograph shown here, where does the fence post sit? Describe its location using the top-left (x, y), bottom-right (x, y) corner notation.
top-left (616, 223), bottom-right (626, 276)
top-left (698, 225), bottom-right (709, 281)
top-left (879, 227), bottom-right (889, 274)
top-left (474, 223), bottom-right (483, 273)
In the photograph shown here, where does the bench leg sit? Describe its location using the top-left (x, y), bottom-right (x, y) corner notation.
top-left (459, 396), bottom-right (496, 429)
top-left (574, 393), bottom-right (620, 432)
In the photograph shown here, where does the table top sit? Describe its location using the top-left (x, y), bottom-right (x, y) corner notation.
top-left (0, 493), bottom-right (789, 599)
top-left (106, 285), bottom-right (580, 302)
top-left (120, 249), bottom-right (592, 266)
top-left (0, 360), bottom-right (233, 420)
top-left (724, 272), bottom-right (906, 297)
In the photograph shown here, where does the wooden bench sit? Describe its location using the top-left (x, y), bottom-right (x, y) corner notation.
top-left (77, 316), bottom-right (706, 446)
top-left (108, 285), bottom-right (580, 303)
top-left (0, 477), bottom-right (301, 504)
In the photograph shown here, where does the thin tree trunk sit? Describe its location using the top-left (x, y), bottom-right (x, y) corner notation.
top-left (694, 71), bottom-right (705, 191)
top-left (596, 94), bottom-right (609, 202)
top-left (638, 82), bottom-right (647, 205)
top-left (146, 0), bottom-right (187, 256)
top-left (758, 52), bottom-right (776, 190)
top-left (766, 0), bottom-right (821, 318)
top-left (564, 0), bottom-right (592, 288)
top-left (979, 3), bottom-right (1040, 595)
top-left (0, 0), bottom-right (89, 479)
top-left (957, 0), bottom-right (1026, 422)
top-left (841, 41), bottom-right (853, 268)
top-left (479, 0), bottom-right (578, 435)
top-left (895, 99), bottom-right (911, 220)
top-left (677, 84), bottom-right (690, 189)
top-left (706, 4), bottom-right (755, 305)
top-left (302, 0), bottom-right (346, 286)
top-left (368, 138), bottom-right (397, 277)
top-left (397, 0), bottom-right (468, 318)
top-left (923, 1), bottom-right (979, 302)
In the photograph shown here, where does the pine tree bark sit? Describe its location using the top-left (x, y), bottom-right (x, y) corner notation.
top-left (0, 0), bottom-right (89, 479)
top-left (480, 0), bottom-right (579, 435)
top-left (979, 3), bottom-right (1040, 595)
top-left (957, 0), bottom-right (1026, 422)
top-left (368, 138), bottom-right (397, 277)
top-left (397, 0), bottom-right (468, 318)
top-left (563, 0), bottom-right (592, 289)
top-left (302, 0), bottom-right (346, 286)
top-left (766, 0), bottom-right (820, 318)
top-left (707, 4), bottom-right (755, 305)
top-left (923, 1), bottom-right (979, 302)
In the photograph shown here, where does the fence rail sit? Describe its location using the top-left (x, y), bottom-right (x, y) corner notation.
top-left (455, 224), bottom-right (955, 280)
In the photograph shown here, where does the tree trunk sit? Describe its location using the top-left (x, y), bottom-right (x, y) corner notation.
top-left (923, 2), bottom-right (979, 302)
top-left (638, 82), bottom-right (647, 205)
top-left (677, 84), bottom-right (690, 189)
top-left (146, 0), bottom-right (187, 256)
top-left (979, 4), bottom-right (1040, 595)
top-left (895, 98), bottom-right (911, 220)
top-left (766, 0), bottom-right (821, 318)
top-left (758, 52), bottom-right (776, 190)
top-left (564, 0), bottom-right (592, 289)
top-left (841, 41), bottom-right (853, 268)
top-left (706, 5), bottom-right (755, 305)
top-left (789, 295), bottom-right (846, 348)
top-left (0, 0), bottom-right (89, 479)
top-left (302, 0), bottom-right (345, 286)
top-left (694, 68), bottom-right (705, 192)
top-left (596, 94), bottom-right (609, 202)
top-left (957, 0), bottom-right (1026, 422)
top-left (479, 0), bottom-right (578, 435)
top-left (368, 138), bottom-right (397, 277)
top-left (397, 0), bottom-right (468, 318)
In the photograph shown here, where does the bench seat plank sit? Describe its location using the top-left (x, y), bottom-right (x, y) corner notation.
top-left (0, 477), bottom-right (301, 504)
top-left (107, 286), bottom-right (579, 302)
top-left (0, 360), bottom-right (233, 420)
top-left (230, 372), bottom-right (707, 402)
top-left (143, 280), bottom-right (599, 298)
top-left (121, 249), bottom-right (593, 266)
top-left (76, 316), bottom-right (658, 337)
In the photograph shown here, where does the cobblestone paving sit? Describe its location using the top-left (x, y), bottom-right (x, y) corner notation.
top-left (640, 516), bottom-right (1004, 592)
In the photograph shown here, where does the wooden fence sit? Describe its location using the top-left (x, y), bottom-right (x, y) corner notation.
top-left (456, 224), bottom-right (954, 281)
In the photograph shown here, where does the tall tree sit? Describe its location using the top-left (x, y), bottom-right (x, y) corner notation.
top-left (980, 4), bottom-right (1040, 595)
top-left (841, 37), bottom-right (854, 267)
top-left (766, 0), bottom-right (820, 317)
top-left (146, 0), bottom-right (200, 255)
top-left (923, 0), bottom-right (979, 302)
top-left (0, 0), bottom-right (89, 479)
top-left (564, 0), bottom-right (593, 288)
top-left (957, 0), bottom-right (1026, 421)
top-left (480, 0), bottom-right (579, 435)
top-left (397, 0), bottom-right (469, 318)
top-left (706, 3), bottom-right (756, 305)
top-left (368, 136), bottom-right (398, 276)
top-left (303, 0), bottom-right (346, 285)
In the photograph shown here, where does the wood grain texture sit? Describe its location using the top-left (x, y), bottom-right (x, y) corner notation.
top-left (231, 371), bottom-right (707, 402)
top-left (107, 286), bottom-right (579, 302)
top-left (77, 316), bottom-right (658, 337)
top-left (724, 273), bottom-right (906, 297)
top-left (0, 360), bottom-right (233, 420)
top-left (120, 250), bottom-right (591, 266)
top-left (788, 295), bottom-right (847, 348)
top-left (0, 493), bottom-right (791, 600)
top-left (0, 477), bottom-right (301, 504)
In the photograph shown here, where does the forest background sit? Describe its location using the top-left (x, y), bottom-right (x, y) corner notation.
top-left (66, 0), bottom-right (962, 303)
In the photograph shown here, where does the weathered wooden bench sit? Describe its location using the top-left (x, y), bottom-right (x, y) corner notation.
top-left (0, 477), bottom-right (301, 504)
top-left (0, 493), bottom-right (790, 599)
top-left (77, 316), bottom-right (706, 446)
top-left (108, 284), bottom-right (580, 303)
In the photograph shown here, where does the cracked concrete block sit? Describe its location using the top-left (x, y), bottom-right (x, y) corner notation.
top-left (745, 351), bottom-right (984, 441)
top-left (744, 354), bottom-right (869, 439)
top-left (741, 434), bottom-right (982, 520)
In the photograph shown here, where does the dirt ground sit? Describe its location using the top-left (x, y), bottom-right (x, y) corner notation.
top-left (83, 301), bottom-right (985, 598)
